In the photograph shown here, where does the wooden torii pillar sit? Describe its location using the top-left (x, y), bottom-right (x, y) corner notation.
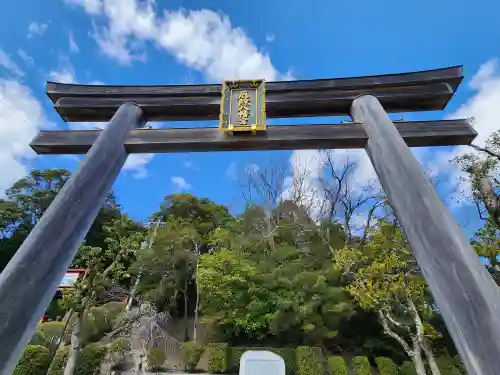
top-left (0, 66), bottom-right (498, 375)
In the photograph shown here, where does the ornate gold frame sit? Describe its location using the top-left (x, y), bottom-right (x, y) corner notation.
top-left (219, 79), bottom-right (267, 135)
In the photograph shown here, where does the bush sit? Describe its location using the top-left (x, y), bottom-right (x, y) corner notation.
top-left (47, 346), bottom-right (70, 375)
top-left (399, 361), bottom-right (417, 375)
top-left (436, 356), bottom-right (461, 375)
top-left (296, 346), bottom-right (323, 375)
top-left (228, 346), bottom-right (296, 375)
top-left (147, 348), bottom-right (166, 371)
top-left (351, 356), bottom-right (370, 375)
top-left (453, 355), bottom-right (466, 375)
top-left (13, 345), bottom-right (50, 375)
top-left (207, 343), bottom-right (228, 373)
top-left (375, 357), bottom-right (398, 375)
top-left (180, 341), bottom-right (205, 372)
top-left (108, 338), bottom-right (131, 370)
top-left (74, 343), bottom-right (107, 375)
top-left (327, 356), bottom-right (348, 375)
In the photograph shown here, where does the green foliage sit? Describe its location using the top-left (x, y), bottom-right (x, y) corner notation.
top-left (33, 321), bottom-right (67, 350)
top-left (228, 347), bottom-right (296, 375)
top-left (207, 343), bottom-right (228, 373)
top-left (351, 356), bottom-right (370, 375)
top-left (108, 338), bottom-right (131, 369)
top-left (147, 348), bottom-right (167, 371)
top-left (453, 355), bottom-right (466, 375)
top-left (198, 223), bottom-right (352, 342)
top-left (327, 356), bottom-right (348, 375)
top-left (74, 343), bottom-right (107, 375)
top-left (375, 357), bottom-right (398, 375)
top-left (296, 346), bottom-right (323, 375)
top-left (47, 346), bottom-right (70, 375)
top-left (436, 356), bottom-right (462, 375)
top-left (399, 361), bottom-right (417, 375)
top-left (13, 345), bottom-right (50, 375)
top-left (180, 341), bottom-right (205, 371)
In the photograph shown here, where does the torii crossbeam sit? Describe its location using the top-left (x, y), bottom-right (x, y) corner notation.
top-left (0, 66), bottom-right (498, 375)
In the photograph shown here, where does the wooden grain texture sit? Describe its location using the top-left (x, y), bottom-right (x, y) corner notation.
top-left (53, 83), bottom-right (454, 122)
top-left (0, 103), bottom-right (146, 375)
top-left (46, 65), bottom-right (463, 101)
top-left (351, 95), bottom-right (500, 375)
top-left (29, 120), bottom-right (476, 155)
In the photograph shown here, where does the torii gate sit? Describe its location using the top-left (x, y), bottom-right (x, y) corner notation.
top-left (0, 66), bottom-right (498, 375)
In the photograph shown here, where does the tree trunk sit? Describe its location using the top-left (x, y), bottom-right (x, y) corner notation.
top-left (422, 342), bottom-right (441, 375)
top-left (63, 313), bottom-right (83, 375)
top-left (378, 310), bottom-right (428, 375)
top-left (193, 259), bottom-right (199, 341)
top-left (410, 340), bottom-right (427, 375)
top-left (183, 276), bottom-right (189, 341)
top-left (407, 298), bottom-right (441, 375)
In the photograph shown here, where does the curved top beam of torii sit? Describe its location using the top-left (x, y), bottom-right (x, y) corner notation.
top-left (46, 65), bottom-right (463, 122)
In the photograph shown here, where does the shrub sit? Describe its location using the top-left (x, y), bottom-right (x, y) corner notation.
top-left (13, 345), bottom-right (50, 375)
top-left (38, 322), bottom-right (67, 348)
top-left (47, 346), bottom-right (70, 375)
top-left (399, 361), bottom-right (417, 375)
top-left (180, 341), bottom-right (205, 372)
top-left (228, 347), bottom-right (296, 375)
top-left (351, 356), bottom-right (370, 375)
top-left (108, 338), bottom-right (131, 370)
top-left (270, 347), bottom-right (297, 375)
top-left (436, 356), bottom-right (461, 375)
top-left (147, 348), bottom-right (167, 371)
top-left (453, 355), bottom-right (467, 375)
top-left (375, 357), bottom-right (398, 375)
top-left (74, 343), bottom-right (107, 375)
top-left (296, 346), bottom-right (323, 375)
top-left (327, 356), bottom-right (348, 375)
top-left (207, 343), bottom-right (228, 373)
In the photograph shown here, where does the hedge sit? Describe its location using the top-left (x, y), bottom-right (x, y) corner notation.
top-left (180, 341), bottom-right (205, 372)
top-left (207, 343), bottom-right (228, 373)
top-left (453, 355), bottom-right (467, 375)
top-left (74, 343), bottom-right (107, 375)
top-left (351, 356), bottom-right (370, 375)
top-left (13, 345), bottom-right (50, 375)
top-left (375, 357), bottom-right (398, 375)
top-left (296, 346), bottom-right (323, 375)
top-left (327, 356), bottom-right (348, 375)
top-left (399, 361), bottom-right (418, 375)
top-left (147, 348), bottom-right (166, 371)
top-left (227, 346), bottom-right (296, 375)
top-left (436, 356), bottom-right (461, 375)
top-left (47, 346), bottom-right (70, 375)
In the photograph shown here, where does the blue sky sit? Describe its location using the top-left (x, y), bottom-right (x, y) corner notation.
top-left (0, 0), bottom-right (499, 236)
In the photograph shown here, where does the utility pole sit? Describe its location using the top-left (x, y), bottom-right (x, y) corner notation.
top-left (126, 218), bottom-right (164, 311)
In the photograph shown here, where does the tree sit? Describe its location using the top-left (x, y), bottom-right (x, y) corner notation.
top-left (334, 220), bottom-right (442, 375)
top-left (197, 202), bottom-right (353, 346)
top-left (455, 130), bottom-right (500, 228)
top-left (60, 217), bottom-right (143, 375)
top-left (137, 194), bottom-right (231, 340)
top-left (0, 169), bottom-right (126, 273)
top-left (135, 219), bottom-right (200, 340)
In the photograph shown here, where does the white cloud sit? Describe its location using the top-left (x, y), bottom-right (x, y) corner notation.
top-left (49, 69), bottom-right (76, 84)
top-left (69, 32), bottom-right (80, 52)
top-left (123, 154), bottom-right (154, 179)
top-left (17, 49), bottom-right (34, 65)
top-left (0, 49), bottom-right (24, 77)
top-left (27, 22), bottom-right (48, 38)
top-left (265, 33), bottom-right (275, 42)
top-left (64, 0), bottom-right (102, 14)
top-left (423, 58), bottom-right (500, 206)
top-left (61, 0), bottom-right (290, 81)
top-left (171, 176), bottom-right (191, 190)
top-left (0, 79), bottom-right (52, 195)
